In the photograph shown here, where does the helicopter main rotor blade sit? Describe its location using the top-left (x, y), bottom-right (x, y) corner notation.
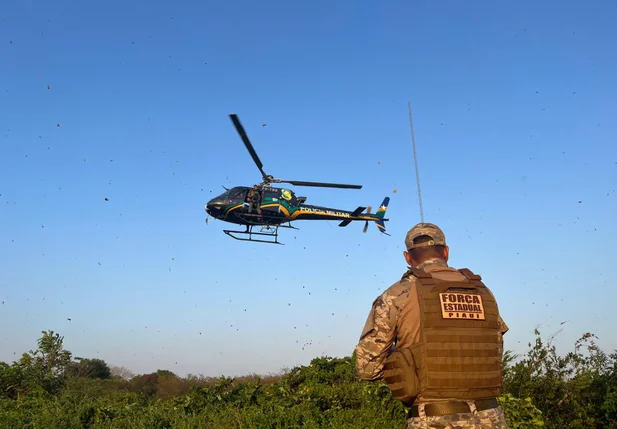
top-left (229, 114), bottom-right (268, 180)
top-left (281, 180), bottom-right (362, 189)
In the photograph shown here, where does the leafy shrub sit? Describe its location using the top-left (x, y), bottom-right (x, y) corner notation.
top-left (498, 394), bottom-right (544, 428)
top-left (0, 329), bottom-right (615, 428)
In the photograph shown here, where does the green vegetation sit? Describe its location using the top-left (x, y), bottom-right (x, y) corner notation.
top-left (1, 329), bottom-right (615, 428)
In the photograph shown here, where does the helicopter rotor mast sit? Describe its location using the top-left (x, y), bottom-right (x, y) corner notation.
top-left (228, 113), bottom-right (362, 190)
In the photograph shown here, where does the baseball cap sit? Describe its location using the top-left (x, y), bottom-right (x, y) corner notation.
top-left (405, 223), bottom-right (446, 250)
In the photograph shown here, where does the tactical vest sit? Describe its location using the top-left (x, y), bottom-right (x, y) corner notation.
top-left (384, 267), bottom-right (503, 404)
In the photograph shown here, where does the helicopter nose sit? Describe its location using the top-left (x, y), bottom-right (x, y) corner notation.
top-left (206, 199), bottom-right (225, 215)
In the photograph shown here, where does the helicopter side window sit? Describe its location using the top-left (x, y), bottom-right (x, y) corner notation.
top-left (263, 189), bottom-right (277, 201)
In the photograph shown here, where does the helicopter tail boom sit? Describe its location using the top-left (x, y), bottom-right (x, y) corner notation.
top-left (339, 197), bottom-right (390, 235)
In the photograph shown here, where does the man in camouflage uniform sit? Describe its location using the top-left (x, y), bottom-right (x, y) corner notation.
top-left (246, 185), bottom-right (262, 215)
top-left (355, 223), bottom-right (509, 428)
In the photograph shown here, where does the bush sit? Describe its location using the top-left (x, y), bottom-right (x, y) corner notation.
top-left (0, 329), bottom-right (615, 428)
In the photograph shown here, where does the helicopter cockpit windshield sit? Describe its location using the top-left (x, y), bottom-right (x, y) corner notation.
top-left (213, 187), bottom-right (247, 204)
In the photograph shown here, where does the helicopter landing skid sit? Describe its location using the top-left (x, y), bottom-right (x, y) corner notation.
top-left (224, 224), bottom-right (289, 245)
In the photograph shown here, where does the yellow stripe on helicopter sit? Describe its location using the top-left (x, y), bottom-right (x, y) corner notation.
top-left (226, 203), bottom-right (377, 222)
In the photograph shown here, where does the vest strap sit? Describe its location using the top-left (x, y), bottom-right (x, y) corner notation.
top-left (458, 268), bottom-right (482, 281)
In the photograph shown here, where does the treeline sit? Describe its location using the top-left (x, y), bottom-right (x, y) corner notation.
top-left (0, 329), bottom-right (615, 428)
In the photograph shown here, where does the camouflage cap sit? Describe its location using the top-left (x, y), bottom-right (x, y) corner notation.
top-left (405, 223), bottom-right (446, 250)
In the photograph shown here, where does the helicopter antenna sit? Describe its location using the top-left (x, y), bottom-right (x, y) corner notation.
top-left (408, 101), bottom-right (424, 222)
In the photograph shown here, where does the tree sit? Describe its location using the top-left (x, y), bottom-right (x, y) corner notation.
top-left (66, 358), bottom-right (111, 379)
top-left (130, 373), bottom-right (159, 397)
top-left (14, 330), bottom-right (73, 395)
top-left (0, 361), bottom-right (23, 399)
top-left (27, 330), bottom-right (73, 375)
top-left (110, 365), bottom-right (135, 380)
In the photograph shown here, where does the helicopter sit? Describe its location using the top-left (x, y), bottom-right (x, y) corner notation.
top-left (204, 113), bottom-right (390, 244)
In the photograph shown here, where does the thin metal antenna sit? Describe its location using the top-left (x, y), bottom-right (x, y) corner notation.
top-left (408, 101), bottom-right (424, 222)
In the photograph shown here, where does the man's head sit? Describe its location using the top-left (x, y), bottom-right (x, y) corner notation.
top-left (253, 185), bottom-right (258, 190)
top-left (403, 223), bottom-right (449, 267)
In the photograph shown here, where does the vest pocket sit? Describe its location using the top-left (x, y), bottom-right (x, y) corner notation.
top-left (383, 347), bottom-right (419, 406)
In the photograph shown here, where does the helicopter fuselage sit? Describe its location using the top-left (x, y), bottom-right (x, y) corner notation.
top-left (206, 185), bottom-right (387, 226)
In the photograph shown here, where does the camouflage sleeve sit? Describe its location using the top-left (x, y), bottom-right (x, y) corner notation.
top-left (354, 293), bottom-right (398, 382)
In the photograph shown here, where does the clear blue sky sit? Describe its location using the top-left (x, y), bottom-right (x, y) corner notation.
top-left (1, 0), bottom-right (616, 377)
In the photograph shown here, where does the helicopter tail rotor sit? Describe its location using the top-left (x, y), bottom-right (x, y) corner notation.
top-left (363, 206), bottom-right (372, 233)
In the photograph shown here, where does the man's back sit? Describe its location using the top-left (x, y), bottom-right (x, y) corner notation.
top-left (396, 262), bottom-right (473, 356)
top-left (356, 259), bottom-right (507, 389)
top-left (355, 223), bottom-right (510, 428)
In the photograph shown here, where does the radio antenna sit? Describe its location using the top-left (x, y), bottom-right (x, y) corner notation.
top-left (408, 101), bottom-right (424, 222)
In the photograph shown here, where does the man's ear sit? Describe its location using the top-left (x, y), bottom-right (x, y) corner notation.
top-left (443, 245), bottom-right (449, 261)
top-left (403, 250), bottom-right (413, 266)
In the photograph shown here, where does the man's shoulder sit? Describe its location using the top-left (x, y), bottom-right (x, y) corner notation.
top-left (423, 264), bottom-right (484, 280)
top-left (373, 275), bottom-right (415, 308)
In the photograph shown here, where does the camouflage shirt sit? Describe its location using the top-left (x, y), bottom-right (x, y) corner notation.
top-left (355, 258), bottom-right (509, 383)
top-left (247, 189), bottom-right (260, 202)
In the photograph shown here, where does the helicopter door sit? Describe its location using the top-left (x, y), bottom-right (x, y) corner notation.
top-left (260, 188), bottom-right (277, 211)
